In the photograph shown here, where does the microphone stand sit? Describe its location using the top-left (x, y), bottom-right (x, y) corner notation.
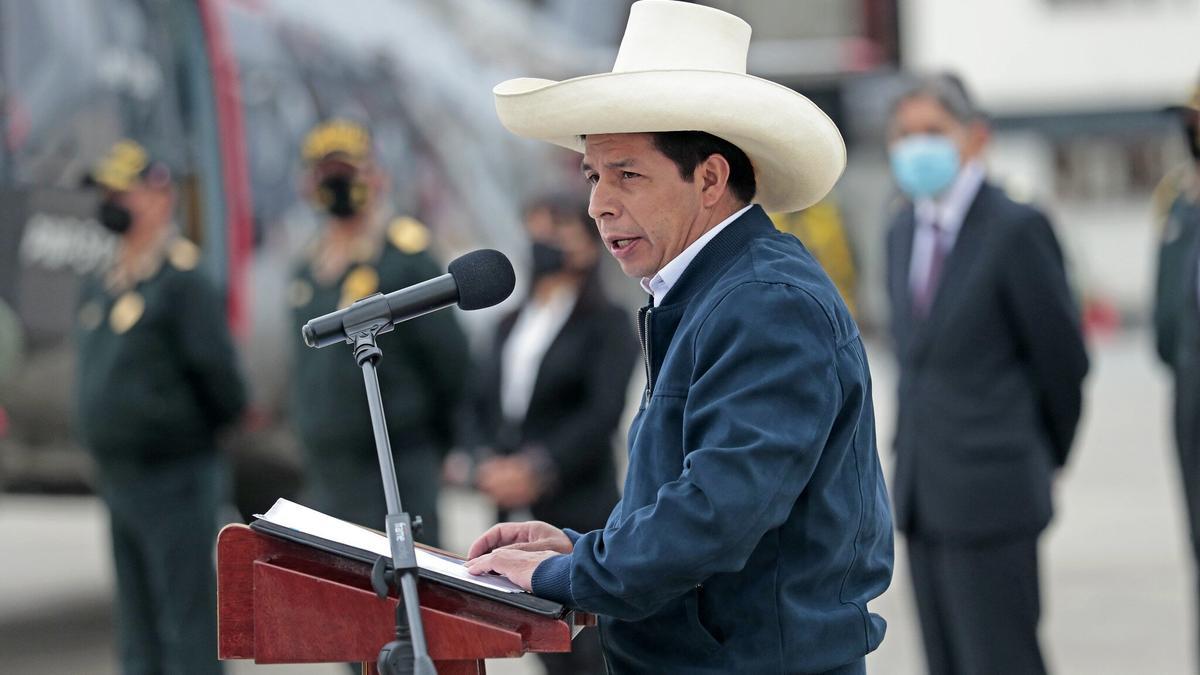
top-left (341, 304), bottom-right (437, 675)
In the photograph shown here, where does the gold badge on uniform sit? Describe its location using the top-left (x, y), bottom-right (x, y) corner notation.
top-left (339, 265), bottom-right (379, 308)
top-left (388, 217), bottom-right (430, 254)
top-left (78, 302), bottom-right (103, 331)
top-left (110, 291), bottom-right (145, 334)
top-left (167, 239), bottom-right (200, 271)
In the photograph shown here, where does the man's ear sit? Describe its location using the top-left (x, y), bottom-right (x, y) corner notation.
top-left (696, 153), bottom-right (732, 208)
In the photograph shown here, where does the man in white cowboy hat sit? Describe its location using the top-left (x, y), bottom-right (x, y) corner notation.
top-left (466, 2), bottom-right (894, 672)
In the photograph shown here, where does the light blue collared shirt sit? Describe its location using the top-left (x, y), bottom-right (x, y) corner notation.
top-left (640, 204), bottom-right (753, 306)
top-left (908, 161), bottom-right (986, 296)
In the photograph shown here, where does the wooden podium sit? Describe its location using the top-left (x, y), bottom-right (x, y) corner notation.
top-left (216, 524), bottom-right (590, 674)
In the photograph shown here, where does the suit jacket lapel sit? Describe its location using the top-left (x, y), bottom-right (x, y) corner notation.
top-left (909, 183), bottom-right (994, 362)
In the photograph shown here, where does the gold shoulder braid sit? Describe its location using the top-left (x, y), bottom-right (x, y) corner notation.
top-left (388, 217), bottom-right (430, 254)
top-left (167, 238), bottom-right (200, 271)
top-left (110, 291), bottom-right (145, 334)
top-left (339, 264), bottom-right (380, 309)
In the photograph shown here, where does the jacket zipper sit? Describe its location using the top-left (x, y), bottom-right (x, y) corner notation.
top-left (638, 305), bottom-right (653, 401)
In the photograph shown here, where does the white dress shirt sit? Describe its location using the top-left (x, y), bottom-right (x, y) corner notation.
top-left (908, 161), bottom-right (986, 297)
top-left (640, 204), bottom-right (753, 306)
top-left (499, 285), bottom-right (578, 423)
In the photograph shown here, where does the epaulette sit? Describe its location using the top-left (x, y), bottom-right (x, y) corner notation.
top-left (339, 265), bottom-right (380, 309)
top-left (167, 238), bottom-right (200, 271)
top-left (388, 216), bottom-right (430, 254)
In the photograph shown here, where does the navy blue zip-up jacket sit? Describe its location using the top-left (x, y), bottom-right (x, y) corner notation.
top-left (532, 206), bottom-right (894, 673)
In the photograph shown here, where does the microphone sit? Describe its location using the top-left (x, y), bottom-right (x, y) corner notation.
top-left (302, 248), bottom-right (515, 349)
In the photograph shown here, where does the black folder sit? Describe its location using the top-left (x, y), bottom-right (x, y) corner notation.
top-left (249, 518), bottom-right (567, 618)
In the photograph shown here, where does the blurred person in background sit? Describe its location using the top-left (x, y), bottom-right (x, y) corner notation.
top-left (1152, 75), bottom-right (1200, 659)
top-left (456, 192), bottom-right (636, 675)
top-left (75, 139), bottom-right (246, 675)
top-left (287, 120), bottom-right (469, 546)
top-left (884, 74), bottom-right (1089, 675)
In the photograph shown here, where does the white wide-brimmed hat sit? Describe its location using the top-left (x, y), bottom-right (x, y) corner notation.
top-left (493, 0), bottom-right (846, 213)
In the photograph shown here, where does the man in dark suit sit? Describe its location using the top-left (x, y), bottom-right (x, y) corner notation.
top-left (884, 74), bottom-right (1089, 675)
top-left (461, 194), bottom-right (636, 675)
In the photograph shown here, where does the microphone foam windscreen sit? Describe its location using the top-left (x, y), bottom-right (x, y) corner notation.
top-left (448, 249), bottom-right (516, 310)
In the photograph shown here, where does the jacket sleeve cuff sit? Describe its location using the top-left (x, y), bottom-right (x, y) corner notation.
top-left (563, 528), bottom-right (583, 544)
top-left (531, 554), bottom-right (573, 605)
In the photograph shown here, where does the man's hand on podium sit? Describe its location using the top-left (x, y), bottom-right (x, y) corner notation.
top-left (465, 521), bottom-right (574, 591)
top-left (467, 521), bottom-right (573, 558)
top-left (465, 548), bottom-right (560, 591)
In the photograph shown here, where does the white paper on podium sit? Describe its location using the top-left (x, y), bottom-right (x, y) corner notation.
top-left (256, 498), bottom-right (526, 594)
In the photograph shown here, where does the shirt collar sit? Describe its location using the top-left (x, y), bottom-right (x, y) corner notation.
top-left (915, 160), bottom-right (986, 236)
top-left (640, 204), bottom-right (753, 306)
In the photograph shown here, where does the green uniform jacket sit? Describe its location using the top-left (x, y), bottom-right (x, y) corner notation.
top-left (289, 229), bottom-right (469, 459)
top-left (75, 240), bottom-right (246, 462)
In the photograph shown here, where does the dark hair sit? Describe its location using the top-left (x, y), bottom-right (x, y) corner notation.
top-left (651, 131), bottom-right (757, 204)
top-left (889, 72), bottom-right (983, 125)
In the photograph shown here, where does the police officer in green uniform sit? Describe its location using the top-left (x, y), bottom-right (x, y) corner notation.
top-left (75, 140), bottom-right (246, 675)
top-left (289, 120), bottom-right (469, 546)
top-left (1153, 78), bottom-right (1200, 657)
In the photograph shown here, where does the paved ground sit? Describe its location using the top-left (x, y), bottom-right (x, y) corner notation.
top-left (0, 330), bottom-right (1194, 673)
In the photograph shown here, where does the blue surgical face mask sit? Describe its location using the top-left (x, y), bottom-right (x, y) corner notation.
top-left (889, 134), bottom-right (961, 199)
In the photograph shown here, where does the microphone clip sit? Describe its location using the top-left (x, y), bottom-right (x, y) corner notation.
top-left (342, 293), bottom-right (395, 367)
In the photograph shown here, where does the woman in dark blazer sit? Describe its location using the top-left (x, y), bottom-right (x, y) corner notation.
top-left (466, 194), bottom-right (636, 533)
top-left (460, 194), bottom-right (635, 674)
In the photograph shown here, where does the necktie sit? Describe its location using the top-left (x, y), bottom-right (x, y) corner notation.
top-left (915, 221), bottom-right (948, 318)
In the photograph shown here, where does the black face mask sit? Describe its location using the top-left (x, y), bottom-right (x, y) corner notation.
top-left (97, 199), bottom-right (132, 234)
top-left (530, 241), bottom-right (567, 279)
top-left (317, 174), bottom-right (367, 219)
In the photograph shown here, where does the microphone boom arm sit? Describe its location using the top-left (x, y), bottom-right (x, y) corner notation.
top-left (303, 275), bottom-right (458, 349)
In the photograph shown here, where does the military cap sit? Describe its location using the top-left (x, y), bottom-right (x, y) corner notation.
top-left (301, 119), bottom-right (372, 165)
top-left (86, 139), bottom-right (169, 192)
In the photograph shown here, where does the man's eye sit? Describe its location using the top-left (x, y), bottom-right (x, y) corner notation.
top-left (621, 171), bottom-right (640, 180)
top-left (584, 174), bottom-right (599, 185)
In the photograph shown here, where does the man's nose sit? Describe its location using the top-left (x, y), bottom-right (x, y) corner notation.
top-left (588, 181), bottom-right (617, 222)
